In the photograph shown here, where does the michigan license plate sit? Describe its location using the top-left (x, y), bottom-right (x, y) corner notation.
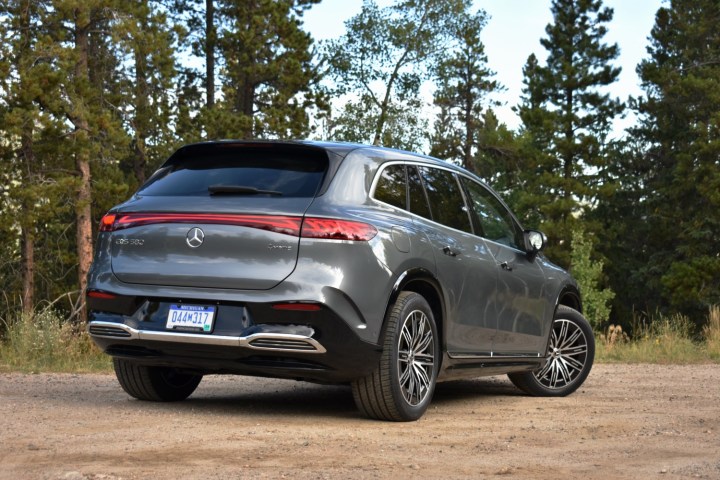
top-left (166, 304), bottom-right (216, 333)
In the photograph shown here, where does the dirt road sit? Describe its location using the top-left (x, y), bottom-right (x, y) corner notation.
top-left (1, 364), bottom-right (718, 479)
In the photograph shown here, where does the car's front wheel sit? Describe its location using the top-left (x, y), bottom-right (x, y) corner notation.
top-left (113, 358), bottom-right (202, 402)
top-left (508, 305), bottom-right (594, 397)
top-left (352, 292), bottom-right (439, 421)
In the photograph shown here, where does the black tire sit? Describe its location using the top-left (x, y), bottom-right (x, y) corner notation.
top-left (508, 305), bottom-right (594, 397)
top-left (113, 358), bottom-right (202, 402)
top-left (352, 292), bottom-right (439, 421)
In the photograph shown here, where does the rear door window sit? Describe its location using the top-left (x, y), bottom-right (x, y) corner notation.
top-left (418, 167), bottom-right (472, 234)
top-left (139, 148), bottom-right (328, 197)
top-left (461, 177), bottom-right (524, 250)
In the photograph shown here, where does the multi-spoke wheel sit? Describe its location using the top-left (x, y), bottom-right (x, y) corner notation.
top-left (352, 292), bottom-right (439, 421)
top-left (508, 305), bottom-right (594, 397)
top-left (397, 308), bottom-right (436, 406)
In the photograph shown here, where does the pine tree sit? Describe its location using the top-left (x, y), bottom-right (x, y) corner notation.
top-left (28, 1), bottom-right (134, 320)
top-left (516, 0), bottom-right (624, 267)
top-left (0, 0), bottom-right (44, 315)
top-left (116, 1), bottom-right (180, 184)
top-left (627, 0), bottom-right (720, 317)
top-left (429, 9), bottom-right (499, 174)
top-left (211, 0), bottom-right (324, 139)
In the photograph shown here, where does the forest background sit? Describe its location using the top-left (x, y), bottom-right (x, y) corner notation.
top-left (1, 0), bottom-right (718, 341)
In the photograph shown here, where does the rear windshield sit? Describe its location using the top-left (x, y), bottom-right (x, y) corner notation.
top-left (138, 147), bottom-right (328, 197)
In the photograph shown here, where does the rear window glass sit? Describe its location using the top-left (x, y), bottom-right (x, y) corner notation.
top-left (139, 148), bottom-right (328, 197)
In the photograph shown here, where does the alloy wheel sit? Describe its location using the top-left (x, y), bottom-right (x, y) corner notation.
top-left (397, 309), bottom-right (435, 406)
top-left (534, 318), bottom-right (589, 389)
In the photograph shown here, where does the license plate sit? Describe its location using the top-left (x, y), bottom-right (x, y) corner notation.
top-left (166, 304), bottom-right (216, 333)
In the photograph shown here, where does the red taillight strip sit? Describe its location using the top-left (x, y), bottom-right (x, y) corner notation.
top-left (87, 290), bottom-right (117, 299)
top-left (272, 303), bottom-right (323, 311)
top-left (105, 213), bottom-right (302, 236)
top-left (99, 212), bottom-right (377, 241)
top-left (301, 218), bottom-right (378, 241)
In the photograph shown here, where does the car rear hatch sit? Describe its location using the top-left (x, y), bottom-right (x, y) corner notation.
top-left (106, 143), bottom-right (332, 290)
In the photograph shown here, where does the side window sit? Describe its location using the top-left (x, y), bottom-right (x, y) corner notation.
top-left (462, 178), bottom-right (524, 250)
top-left (374, 165), bottom-right (407, 209)
top-left (407, 166), bottom-right (432, 220)
top-left (419, 167), bottom-right (472, 233)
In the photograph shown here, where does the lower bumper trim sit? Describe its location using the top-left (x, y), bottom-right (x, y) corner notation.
top-left (87, 321), bottom-right (326, 354)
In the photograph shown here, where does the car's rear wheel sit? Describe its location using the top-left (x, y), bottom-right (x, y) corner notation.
top-left (508, 305), bottom-right (594, 397)
top-left (113, 358), bottom-right (202, 402)
top-left (352, 292), bottom-right (439, 421)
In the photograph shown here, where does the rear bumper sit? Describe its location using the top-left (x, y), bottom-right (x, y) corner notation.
top-left (87, 297), bottom-right (382, 383)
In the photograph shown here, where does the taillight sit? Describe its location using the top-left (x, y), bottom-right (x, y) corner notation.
top-left (301, 218), bottom-right (377, 241)
top-left (87, 290), bottom-right (117, 299)
top-left (99, 213), bottom-right (116, 232)
top-left (97, 212), bottom-right (377, 241)
top-left (102, 213), bottom-right (302, 236)
top-left (272, 302), bottom-right (322, 311)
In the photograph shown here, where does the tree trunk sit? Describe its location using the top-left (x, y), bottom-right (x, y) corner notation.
top-left (133, 39), bottom-right (148, 185)
top-left (20, 124), bottom-right (35, 316)
top-left (236, 75), bottom-right (255, 138)
top-left (18, 0), bottom-right (35, 316)
top-left (205, 0), bottom-right (215, 109)
top-left (21, 230), bottom-right (34, 316)
top-left (463, 93), bottom-right (475, 174)
top-left (73, 8), bottom-right (94, 324)
top-left (75, 142), bottom-right (93, 324)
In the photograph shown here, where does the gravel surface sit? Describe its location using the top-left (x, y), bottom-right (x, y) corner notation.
top-left (1, 364), bottom-right (719, 479)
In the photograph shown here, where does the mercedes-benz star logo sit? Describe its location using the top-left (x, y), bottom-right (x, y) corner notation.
top-left (186, 227), bottom-right (205, 248)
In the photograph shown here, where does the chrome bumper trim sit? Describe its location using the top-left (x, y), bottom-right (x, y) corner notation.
top-left (87, 321), bottom-right (326, 354)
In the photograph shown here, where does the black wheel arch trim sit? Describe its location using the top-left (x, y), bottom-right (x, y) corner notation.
top-left (386, 268), bottom-right (446, 350)
top-left (555, 284), bottom-right (582, 314)
top-left (540, 284), bottom-right (583, 355)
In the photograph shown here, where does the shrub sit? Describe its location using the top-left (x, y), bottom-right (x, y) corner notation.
top-left (570, 228), bottom-right (615, 329)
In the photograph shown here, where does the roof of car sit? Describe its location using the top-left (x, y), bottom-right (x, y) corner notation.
top-left (173, 139), bottom-right (456, 170)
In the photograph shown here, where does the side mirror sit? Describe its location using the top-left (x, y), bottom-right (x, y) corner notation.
top-left (524, 230), bottom-right (547, 255)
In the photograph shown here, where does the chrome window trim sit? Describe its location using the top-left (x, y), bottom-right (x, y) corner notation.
top-left (370, 160), bottom-right (528, 254)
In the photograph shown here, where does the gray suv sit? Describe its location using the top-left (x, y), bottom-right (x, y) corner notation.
top-left (87, 141), bottom-right (594, 421)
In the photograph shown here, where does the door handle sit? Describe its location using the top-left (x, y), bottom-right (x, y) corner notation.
top-left (442, 246), bottom-right (459, 257)
top-left (500, 261), bottom-right (513, 271)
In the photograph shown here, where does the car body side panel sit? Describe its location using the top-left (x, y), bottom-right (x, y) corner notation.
top-left (486, 241), bottom-right (550, 355)
top-left (412, 217), bottom-right (498, 356)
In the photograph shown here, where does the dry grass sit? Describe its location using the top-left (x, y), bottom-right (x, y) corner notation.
top-left (0, 310), bottom-right (110, 373)
top-left (597, 308), bottom-right (719, 364)
top-left (704, 305), bottom-right (720, 360)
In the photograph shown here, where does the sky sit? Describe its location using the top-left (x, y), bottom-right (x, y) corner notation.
top-left (304, 0), bottom-right (664, 137)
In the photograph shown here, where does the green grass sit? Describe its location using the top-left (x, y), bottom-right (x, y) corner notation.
top-left (596, 308), bottom-right (720, 364)
top-left (0, 310), bottom-right (111, 373)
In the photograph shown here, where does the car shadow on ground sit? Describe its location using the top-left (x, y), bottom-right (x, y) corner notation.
top-left (132, 375), bottom-right (528, 420)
